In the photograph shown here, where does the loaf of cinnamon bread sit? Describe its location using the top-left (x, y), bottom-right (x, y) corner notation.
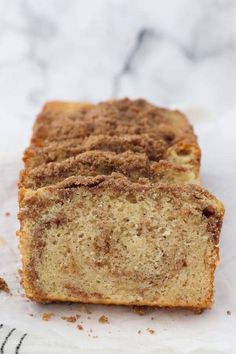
top-left (18, 98), bottom-right (224, 309)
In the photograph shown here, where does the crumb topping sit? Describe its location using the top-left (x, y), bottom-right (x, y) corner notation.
top-left (147, 328), bottom-right (155, 334)
top-left (42, 312), bottom-right (54, 321)
top-left (132, 306), bottom-right (146, 316)
top-left (98, 315), bottom-right (109, 324)
top-left (61, 316), bottom-right (77, 323)
top-left (0, 277), bottom-right (10, 294)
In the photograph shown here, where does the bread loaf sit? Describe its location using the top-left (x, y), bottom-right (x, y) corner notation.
top-left (18, 98), bottom-right (224, 309)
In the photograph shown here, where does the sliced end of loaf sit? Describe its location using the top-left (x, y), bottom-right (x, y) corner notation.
top-left (18, 175), bottom-right (224, 308)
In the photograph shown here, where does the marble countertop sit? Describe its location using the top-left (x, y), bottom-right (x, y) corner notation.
top-left (1, 0), bottom-right (236, 118)
top-left (1, 0), bottom-right (236, 161)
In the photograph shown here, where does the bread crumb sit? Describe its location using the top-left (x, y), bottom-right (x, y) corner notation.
top-left (227, 310), bottom-right (231, 316)
top-left (42, 312), bottom-right (54, 321)
top-left (147, 328), bottom-right (155, 334)
top-left (77, 324), bottom-right (83, 331)
top-left (5, 212), bottom-right (11, 217)
top-left (0, 277), bottom-right (10, 294)
top-left (61, 316), bottom-right (77, 323)
top-left (76, 314), bottom-right (81, 319)
top-left (193, 308), bottom-right (204, 314)
top-left (132, 306), bottom-right (146, 316)
top-left (80, 305), bottom-right (92, 314)
top-left (98, 315), bottom-right (109, 324)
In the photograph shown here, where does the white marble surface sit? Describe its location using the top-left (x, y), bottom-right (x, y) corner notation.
top-left (0, 1), bottom-right (236, 353)
top-left (0, 0), bottom-right (236, 162)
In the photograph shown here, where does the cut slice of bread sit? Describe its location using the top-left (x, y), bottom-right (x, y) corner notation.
top-left (20, 150), bottom-right (198, 190)
top-left (31, 99), bottom-right (197, 147)
top-left (23, 134), bottom-right (168, 168)
top-left (24, 134), bottom-right (200, 177)
top-left (18, 175), bottom-right (224, 308)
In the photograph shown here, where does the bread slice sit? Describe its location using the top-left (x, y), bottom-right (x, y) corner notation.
top-left (20, 150), bottom-right (198, 190)
top-left (31, 99), bottom-right (197, 147)
top-left (24, 134), bottom-right (200, 177)
top-left (23, 134), bottom-right (168, 168)
top-left (18, 175), bottom-right (224, 308)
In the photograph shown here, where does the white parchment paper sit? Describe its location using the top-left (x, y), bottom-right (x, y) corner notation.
top-left (0, 107), bottom-right (235, 354)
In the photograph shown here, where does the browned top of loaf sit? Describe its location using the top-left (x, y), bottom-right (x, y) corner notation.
top-left (23, 134), bottom-right (168, 168)
top-left (20, 151), bottom-right (195, 190)
top-left (31, 98), bottom-right (196, 147)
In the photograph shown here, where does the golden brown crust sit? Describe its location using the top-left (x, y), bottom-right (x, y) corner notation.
top-left (23, 293), bottom-right (213, 309)
top-left (20, 150), bottom-right (198, 190)
top-left (24, 134), bottom-right (168, 168)
top-left (31, 101), bottom-right (94, 146)
top-left (31, 98), bottom-right (197, 147)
